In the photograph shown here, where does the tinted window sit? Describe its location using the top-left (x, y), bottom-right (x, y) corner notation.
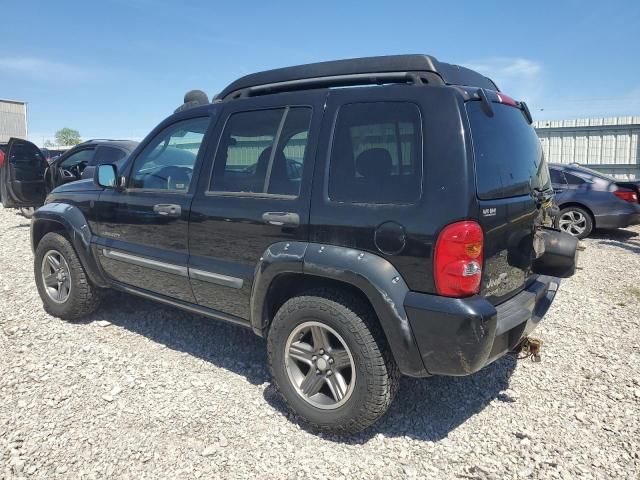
top-left (565, 172), bottom-right (586, 185)
top-left (91, 146), bottom-right (127, 166)
top-left (550, 168), bottom-right (566, 185)
top-left (328, 102), bottom-right (422, 204)
top-left (7, 141), bottom-right (46, 181)
top-left (130, 117), bottom-right (209, 191)
top-left (467, 102), bottom-right (550, 199)
top-left (60, 148), bottom-right (95, 168)
top-left (210, 107), bottom-right (312, 196)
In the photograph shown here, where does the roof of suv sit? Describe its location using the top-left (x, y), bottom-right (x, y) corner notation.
top-left (215, 54), bottom-right (498, 101)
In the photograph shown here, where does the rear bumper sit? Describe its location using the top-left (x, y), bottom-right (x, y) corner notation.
top-left (405, 275), bottom-right (560, 376)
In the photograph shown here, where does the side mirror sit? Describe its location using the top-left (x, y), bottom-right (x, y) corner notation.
top-left (95, 164), bottom-right (118, 189)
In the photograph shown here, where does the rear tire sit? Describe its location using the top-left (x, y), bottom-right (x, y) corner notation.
top-left (34, 232), bottom-right (102, 320)
top-left (555, 206), bottom-right (593, 239)
top-left (267, 289), bottom-right (400, 435)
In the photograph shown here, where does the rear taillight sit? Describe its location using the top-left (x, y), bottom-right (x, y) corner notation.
top-left (434, 221), bottom-right (484, 298)
top-left (614, 190), bottom-right (638, 203)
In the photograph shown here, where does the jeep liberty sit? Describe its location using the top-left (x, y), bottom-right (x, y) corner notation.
top-left (11, 55), bottom-right (578, 434)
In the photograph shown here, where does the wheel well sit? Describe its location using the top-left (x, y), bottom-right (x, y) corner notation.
top-left (558, 202), bottom-right (595, 227)
top-left (263, 273), bottom-right (377, 335)
top-left (31, 220), bottom-right (67, 251)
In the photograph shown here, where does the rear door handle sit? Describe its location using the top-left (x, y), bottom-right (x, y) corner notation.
top-left (153, 204), bottom-right (181, 217)
top-left (262, 211), bottom-right (299, 226)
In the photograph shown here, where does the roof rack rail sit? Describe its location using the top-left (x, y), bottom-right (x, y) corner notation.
top-left (215, 54), bottom-right (498, 101)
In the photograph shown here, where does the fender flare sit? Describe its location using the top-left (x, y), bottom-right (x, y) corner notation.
top-left (250, 242), bottom-right (427, 377)
top-left (31, 203), bottom-right (109, 288)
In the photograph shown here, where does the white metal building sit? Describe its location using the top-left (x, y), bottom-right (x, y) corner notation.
top-left (0, 99), bottom-right (28, 143)
top-left (535, 116), bottom-right (640, 179)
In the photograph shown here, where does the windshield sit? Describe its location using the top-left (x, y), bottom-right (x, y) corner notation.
top-left (467, 102), bottom-right (550, 199)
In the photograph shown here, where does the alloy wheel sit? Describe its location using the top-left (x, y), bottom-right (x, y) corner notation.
top-left (284, 321), bottom-right (356, 409)
top-left (558, 210), bottom-right (587, 237)
top-left (41, 250), bottom-right (72, 303)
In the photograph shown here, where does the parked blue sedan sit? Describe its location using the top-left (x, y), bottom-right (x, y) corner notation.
top-left (549, 163), bottom-right (640, 238)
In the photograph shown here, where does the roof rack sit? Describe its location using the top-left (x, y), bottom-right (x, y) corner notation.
top-left (215, 54), bottom-right (498, 101)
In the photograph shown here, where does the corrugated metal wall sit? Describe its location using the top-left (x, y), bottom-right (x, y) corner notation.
top-left (535, 116), bottom-right (640, 179)
top-left (0, 99), bottom-right (27, 143)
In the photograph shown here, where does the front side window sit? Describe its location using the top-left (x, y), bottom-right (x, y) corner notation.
top-left (129, 117), bottom-right (209, 191)
top-left (328, 102), bottom-right (423, 204)
top-left (60, 148), bottom-right (95, 169)
top-left (210, 107), bottom-right (312, 196)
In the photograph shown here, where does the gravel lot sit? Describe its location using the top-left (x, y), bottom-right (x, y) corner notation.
top-left (1, 206), bottom-right (639, 480)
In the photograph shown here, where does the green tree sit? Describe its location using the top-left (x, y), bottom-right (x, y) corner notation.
top-left (43, 140), bottom-right (55, 148)
top-left (54, 128), bottom-right (82, 146)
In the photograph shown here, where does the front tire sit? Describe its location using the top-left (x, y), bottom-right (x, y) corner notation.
top-left (34, 232), bottom-right (102, 320)
top-left (267, 289), bottom-right (399, 435)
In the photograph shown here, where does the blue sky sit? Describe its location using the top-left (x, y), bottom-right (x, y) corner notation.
top-left (2, 0), bottom-right (639, 145)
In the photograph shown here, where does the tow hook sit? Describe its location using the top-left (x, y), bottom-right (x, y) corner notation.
top-left (513, 337), bottom-right (543, 362)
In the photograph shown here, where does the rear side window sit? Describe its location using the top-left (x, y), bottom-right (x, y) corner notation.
top-left (565, 172), bottom-right (586, 185)
top-left (328, 102), bottom-right (422, 204)
top-left (550, 169), bottom-right (566, 185)
top-left (210, 107), bottom-right (312, 197)
top-left (467, 102), bottom-right (550, 199)
top-left (92, 146), bottom-right (127, 166)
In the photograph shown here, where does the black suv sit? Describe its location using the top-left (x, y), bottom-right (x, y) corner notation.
top-left (0, 138), bottom-right (137, 210)
top-left (17, 55), bottom-right (578, 434)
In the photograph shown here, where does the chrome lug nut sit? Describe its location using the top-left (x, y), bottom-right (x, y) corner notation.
top-left (311, 355), bottom-right (317, 361)
top-left (319, 349), bottom-right (325, 355)
top-left (328, 358), bottom-right (334, 364)
top-left (316, 369), bottom-right (321, 374)
top-left (326, 370), bottom-right (333, 376)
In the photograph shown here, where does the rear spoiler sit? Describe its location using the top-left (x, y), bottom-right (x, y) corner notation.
top-left (464, 87), bottom-right (533, 124)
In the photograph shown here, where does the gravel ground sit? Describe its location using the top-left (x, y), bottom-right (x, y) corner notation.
top-left (1, 206), bottom-right (639, 480)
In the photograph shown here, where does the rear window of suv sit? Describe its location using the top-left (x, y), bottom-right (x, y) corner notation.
top-left (467, 102), bottom-right (550, 199)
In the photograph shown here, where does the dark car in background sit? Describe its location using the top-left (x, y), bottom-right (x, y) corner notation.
top-left (0, 138), bottom-right (137, 210)
top-left (550, 163), bottom-right (640, 238)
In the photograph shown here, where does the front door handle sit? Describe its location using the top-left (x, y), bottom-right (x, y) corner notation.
top-left (153, 204), bottom-right (181, 217)
top-left (262, 211), bottom-right (300, 226)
